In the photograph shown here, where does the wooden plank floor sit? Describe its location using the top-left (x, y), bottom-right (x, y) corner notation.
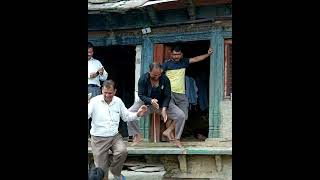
top-left (88, 140), bottom-right (232, 155)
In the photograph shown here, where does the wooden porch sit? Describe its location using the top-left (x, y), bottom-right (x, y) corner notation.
top-left (88, 140), bottom-right (232, 155)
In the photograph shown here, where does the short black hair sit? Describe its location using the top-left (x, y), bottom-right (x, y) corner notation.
top-left (88, 167), bottom-right (105, 180)
top-left (171, 45), bottom-right (182, 52)
top-left (88, 42), bottom-right (94, 49)
top-left (149, 62), bottom-right (162, 72)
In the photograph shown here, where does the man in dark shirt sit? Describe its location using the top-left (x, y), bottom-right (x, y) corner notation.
top-left (127, 63), bottom-right (186, 148)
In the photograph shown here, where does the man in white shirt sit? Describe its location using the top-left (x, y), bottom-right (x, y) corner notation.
top-left (88, 42), bottom-right (109, 139)
top-left (88, 42), bottom-right (108, 98)
top-left (88, 80), bottom-right (147, 180)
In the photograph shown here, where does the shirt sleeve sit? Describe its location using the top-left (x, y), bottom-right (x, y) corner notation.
top-left (88, 99), bottom-right (94, 119)
top-left (182, 58), bottom-right (190, 68)
top-left (161, 76), bottom-right (171, 108)
top-left (97, 61), bottom-right (108, 81)
top-left (99, 69), bottom-right (108, 81)
top-left (162, 62), bottom-right (168, 71)
top-left (138, 77), bottom-right (152, 105)
top-left (119, 100), bottom-right (139, 122)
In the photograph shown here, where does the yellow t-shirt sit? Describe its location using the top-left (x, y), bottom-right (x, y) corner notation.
top-left (166, 68), bottom-right (186, 94)
top-left (163, 58), bottom-right (190, 94)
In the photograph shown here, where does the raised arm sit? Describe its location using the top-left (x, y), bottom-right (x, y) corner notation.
top-left (189, 48), bottom-right (214, 64)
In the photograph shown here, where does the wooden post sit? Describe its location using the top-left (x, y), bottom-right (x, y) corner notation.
top-left (153, 113), bottom-right (156, 143)
top-left (150, 44), bottom-right (165, 143)
top-left (178, 155), bottom-right (187, 173)
top-left (141, 36), bottom-right (154, 141)
top-left (215, 155), bottom-right (223, 172)
top-left (208, 30), bottom-right (224, 138)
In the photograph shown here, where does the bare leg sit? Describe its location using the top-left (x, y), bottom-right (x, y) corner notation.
top-left (166, 101), bottom-right (186, 148)
top-left (166, 120), bottom-right (175, 140)
top-left (171, 124), bottom-right (175, 140)
top-left (165, 122), bottom-right (182, 148)
top-left (163, 120), bottom-right (175, 141)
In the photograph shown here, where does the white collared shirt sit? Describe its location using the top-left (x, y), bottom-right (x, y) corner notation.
top-left (88, 58), bottom-right (108, 86)
top-left (88, 95), bottom-right (139, 137)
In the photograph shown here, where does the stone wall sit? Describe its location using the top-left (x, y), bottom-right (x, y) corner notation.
top-left (161, 155), bottom-right (232, 179)
top-left (219, 100), bottom-right (232, 140)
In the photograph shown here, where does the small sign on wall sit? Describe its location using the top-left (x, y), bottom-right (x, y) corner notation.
top-left (142, 27), bottom-right (151, 34)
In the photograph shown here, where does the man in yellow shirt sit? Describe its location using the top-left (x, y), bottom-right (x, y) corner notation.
top-left (162, 45), bottom-right (214, 140)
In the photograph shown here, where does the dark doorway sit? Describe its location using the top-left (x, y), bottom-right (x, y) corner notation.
top-left (163, 40), bottom-right (211, 141)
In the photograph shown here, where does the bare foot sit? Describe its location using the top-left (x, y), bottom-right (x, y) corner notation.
top-left (173, 139), bottom-right (183, 148)
top-left (131, 134), bottom-right (142, 146)
top-left (168, 138), bottom-right (183, 148)
top-left (163, 129), bottom-right (174, 141)
top-left (170, 131), bottom-right (175, 140)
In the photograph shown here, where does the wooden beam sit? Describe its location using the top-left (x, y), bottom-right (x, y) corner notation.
top-left (88, 0), bottom-right (120, 3)
top-left (208, 30), bottom-right (224, 138)
top-left (178, 155), bottom-right (187, 173)
top-left (186, 0), bottom-right (196, 20)
top-left (141, 37), bottom-right (154, 142)
top-left (88, 0), bottom-right (148, 11)
top-left (104, 12), bottom-right (112, 30)
top-left (146, 6), bottom-right (158, 25)
top-left (151, 44), bottom-right (165, 143)
top-left (215, 155), bottom-right (223, 172)
top-left (89, 146), bottom-right (232, 155)
top-left (196, 0), bottom-right (232, 6)
top-left (88, 10), bottom-right (102, 14)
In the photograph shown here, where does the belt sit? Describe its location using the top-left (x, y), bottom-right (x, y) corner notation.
top-left (88, 84), bottom-right (99, 87)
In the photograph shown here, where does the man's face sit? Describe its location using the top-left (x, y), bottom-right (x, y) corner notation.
top-left (102, 86), bottom-right (116, 103)
top-left (171, 50), bottom-right (183, 61)
top-left (149, 68), bottom-right (162, 81)
top-left (88, 47), bottom-right (94, 60)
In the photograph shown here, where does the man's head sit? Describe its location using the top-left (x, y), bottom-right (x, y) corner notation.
top-left (171, 46), bottom-right (183, 61)
top-left (88, 42), bottom-right (94, 60)
top-left (149, 63), bottom-right (162, 81)
top-left (102, 80), bottom-right (117, 104)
